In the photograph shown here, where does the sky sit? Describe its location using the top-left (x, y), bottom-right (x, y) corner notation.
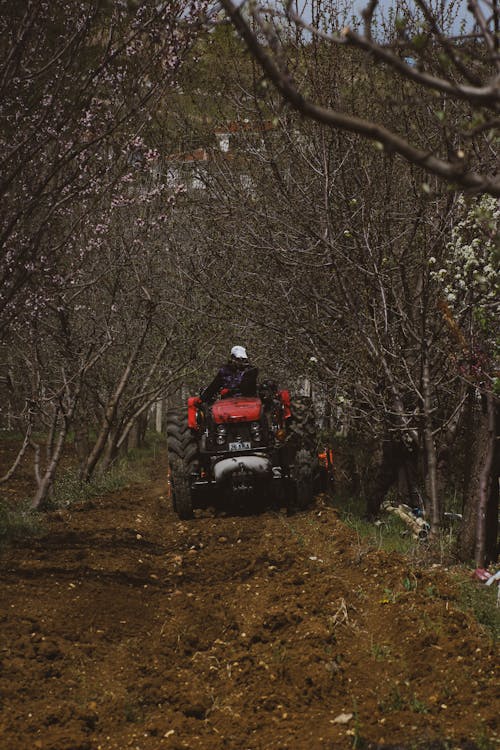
top-left (292, 0), bottom-right (472, 34)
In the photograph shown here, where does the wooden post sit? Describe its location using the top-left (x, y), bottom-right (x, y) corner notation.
top-left (155, 398), bottom-right (163, 433)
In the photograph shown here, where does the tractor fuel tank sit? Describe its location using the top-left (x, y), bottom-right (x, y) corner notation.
top-left (213, 455), bottom-right (272, 483)
top-left (211, 396), bottom-right (262, 424)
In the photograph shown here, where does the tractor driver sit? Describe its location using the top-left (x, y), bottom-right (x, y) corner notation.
top-left (200, 345), bottom-right (258, 403)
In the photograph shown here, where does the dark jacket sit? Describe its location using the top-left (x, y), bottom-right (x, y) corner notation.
top-left (200, 363), bottom-right (258, 403)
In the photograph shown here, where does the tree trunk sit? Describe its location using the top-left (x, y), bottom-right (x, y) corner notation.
top-left (365, 439), bottom-right (409, 519)
top-left (475, 392), bottom-right (499, 565)
top-left (137, 413), bottom-right (148, 447)
top-left (74, 420), bottom-right (90, 468)
top-left (128, 421), bottom-right (140, 451)
top-left (485, 457), bottom-right (499, 565)
top-left (100, 431), bottom-right (121, 473)
top-left (31, 415), bottom-right (68, 509)
top-left (81, 334), bottom-right (146, 482)
top-left (422, 354), bottom-right (441, 534)
top-left (459, 391), bottom-right (500, 565)
top-left (0, 421), bottom-right (33, 484)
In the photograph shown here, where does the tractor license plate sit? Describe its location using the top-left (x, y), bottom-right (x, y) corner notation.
top-left (229, 441), bottom-right (251, 451)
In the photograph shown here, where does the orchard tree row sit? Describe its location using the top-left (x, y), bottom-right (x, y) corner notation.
top-left (0, 0), bottom-right (215, 506)
top-left (164, 4), bottom-right (499, 565)
top-left (0, 0), bottom-right (498, 565)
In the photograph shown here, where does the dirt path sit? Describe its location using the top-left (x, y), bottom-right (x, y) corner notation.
top-left (0, 452), bottom-right (498, 750)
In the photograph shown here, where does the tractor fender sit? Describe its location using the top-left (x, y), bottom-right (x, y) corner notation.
top-left (187, 396), bottom-right (202, 430)
top-left (213, 456), bottom-right (272, 483)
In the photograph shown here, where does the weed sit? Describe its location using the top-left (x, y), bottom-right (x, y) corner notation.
top-left (290, 529), bottom-right (306, 547)
top-left (403, 575), bottom-right (418, 592)
top-left (383, 686), bottom-right (406, 712)
top-left (353, 587), bottom-right (368, 603)
top-left (272, 644), bottom-right (288, 663)
top-left (409, 694), bottom-right (429, 714)
top-left (382, 586), bottom-right (401, 604)
top-left (440, 682), bottom-right (458, 704)
top-left (350, 701), bottom-right (367, 750)
top-left (425, 584), bottom-right (438, 598)
top-left (378, 686), bottom-right (429, 716)
top-left (474, 726), bottom-right (497, 750)
top-left (351, 726), bottom-right (366, 750)
top-left (370, 639), bottom-right (391, 661)
top-left (326, 598), bottom-right (349, 632)
top-left (417, 612), bottom-right (445, 642)
top-left (124, 701), bottom-right (142, 723)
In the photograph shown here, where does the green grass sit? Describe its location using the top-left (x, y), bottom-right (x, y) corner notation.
top-left (0, 432), bottom-right (167, 548)
top-left (334, 494), bottom-right (459, 563)
top-left (50, 464), bottom-right (131, 507)
top-left (455, 576), bottom-right (500, 641)
top-left (0, 430), bottom-right (50, 443)
top-left (120, 430), bottom-right (167, 462)
top-left (50, 432), bottom-right (166, 509)
top-left (337, 495), bottom-right (421, 555)
top-left (0, 499), bottom-right (45, 549)
top-left (334, 494), bottom-right (500, 641)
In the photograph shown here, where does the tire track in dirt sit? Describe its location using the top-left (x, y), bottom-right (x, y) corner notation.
top-left (0, 453), bottom-right (498, 750)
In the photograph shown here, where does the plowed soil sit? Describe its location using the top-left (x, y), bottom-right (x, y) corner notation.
top-left (0, 449), bottom-right (498, 750)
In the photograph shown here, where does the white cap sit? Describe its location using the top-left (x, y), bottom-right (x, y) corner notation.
top-left (231, 345), bottom-right (248, 360)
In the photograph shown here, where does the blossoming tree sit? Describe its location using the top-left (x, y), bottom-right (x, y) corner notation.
top-left (431, 195), bottom-right (499, 563)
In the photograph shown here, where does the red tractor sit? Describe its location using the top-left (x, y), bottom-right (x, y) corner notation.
top-left (167, 384), bottom-right (317, 519)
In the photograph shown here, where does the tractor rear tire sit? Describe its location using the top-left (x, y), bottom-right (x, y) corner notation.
top-left (287, 396), bottom-right (317, 453)
top-left (169, 455), bottom-right (193, 520)
top-left (167, 409), bottom-right (199, 519)
top-left (291, 449), bottom-right (315, 511)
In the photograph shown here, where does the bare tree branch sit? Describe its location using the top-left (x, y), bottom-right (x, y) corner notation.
top-left (221, 0), bottom-right (500, 195)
